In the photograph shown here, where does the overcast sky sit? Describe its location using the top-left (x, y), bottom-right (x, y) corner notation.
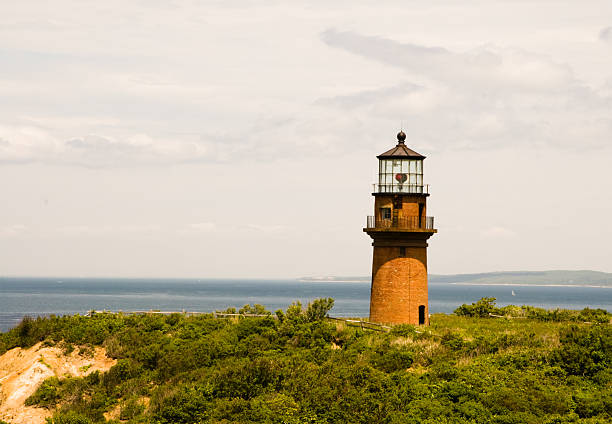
top-left (1, 1), bottom-right (611, 278)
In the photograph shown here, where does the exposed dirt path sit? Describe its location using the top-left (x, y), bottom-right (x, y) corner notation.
top-left (0, 343), bottom-right (116, 424)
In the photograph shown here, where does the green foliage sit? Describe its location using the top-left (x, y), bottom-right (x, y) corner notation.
top-left (371, 346), bottom-right (414, 372)
top-left (441, 332), bottom-right (466, 351)
top-left (390, 323), bottom-right (417, 338)
top-left (577, 308), bottom-right (611, 324)
top-left (550, 324), bottom-right (611, 378)
top-left (217, 306), bottom-right (236, 314)
top-left (238, 304), bottom-right (270, 315)
top-left (119, 397), bottom-right (146, 420)
top-left (25, 377), bottom-right (61, 408)
top-left (46, 411), bottom-right (94, 424)
top-left (306, 298), bottom-right (335, 321)
top-left (4, 299), bottom-right (610, 424)
top-left (151, 384), bottom-right (212, 424)
top-left (454, 297), bottom-right (500, 317)
top-left (455, 298), bottom-right (611, 324)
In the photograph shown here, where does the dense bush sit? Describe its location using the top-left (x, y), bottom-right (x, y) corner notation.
top-left (0, 299), bottom-right (609, 423)
top-left (455, 298), bottom-right (611, 323)
top-left (550, 324), bottom-right (611, 378)
top-left (454, 297), bottom-right (500, 317)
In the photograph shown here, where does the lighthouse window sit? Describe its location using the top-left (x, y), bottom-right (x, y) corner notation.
top-left (381, 208), bottom-right (392, 219)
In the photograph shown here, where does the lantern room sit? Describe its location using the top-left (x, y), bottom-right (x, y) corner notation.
top-left (376, 131), bottom-right (426, 194)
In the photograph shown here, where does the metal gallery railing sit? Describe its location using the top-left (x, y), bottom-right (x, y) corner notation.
top-left (366, 215), bottom-right (435, 230)
top-left (372, 184), bottom-right (429, 194)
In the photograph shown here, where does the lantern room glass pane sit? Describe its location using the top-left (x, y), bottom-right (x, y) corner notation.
top-left (392, 160), bottom-right (401, 173)
top-left (377, 157), bottom-right (425, 193)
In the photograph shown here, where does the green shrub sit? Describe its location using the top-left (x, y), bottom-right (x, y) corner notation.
top-left (550, 324), bottom-right (611, 378)
top-left (390, 324), bottom-right (417, 338)
top-left (577, 308), bottom-right (611, 324)
top-left (25, 377), bottom-right (61, 408)
top-left (119, 397), bottom-right (146, 420)
top-left (238, 304), bottom-right (270, 315)
top-left (372, 346), bottom-right (414, 372)
top-left (46, 411), bottom-right (94, 424)
top-left (441, 332), bottom-right (465, 351)
top-left (151, 383), bottom-right (212, 424)
top-left (454, 297), bottom-right (500, 317)
top-left (306, 298), bottom-right (335, 321)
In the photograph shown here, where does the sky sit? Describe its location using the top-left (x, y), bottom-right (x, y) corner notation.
top-left (1, 0), bottom-right (611, 278)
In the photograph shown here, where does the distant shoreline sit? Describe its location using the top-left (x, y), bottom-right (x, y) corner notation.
top-left (297, 279), bottom-right (368, 283)
top-left (298, 279), bottom-right (612, 288)
top-left (299, 270), bottom-right (612, 288)
top-left (448, 282), bottom-right (612, 289)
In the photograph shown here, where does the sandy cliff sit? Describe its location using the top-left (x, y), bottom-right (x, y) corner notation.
top-left (0, 343), bottom-right (116, 424)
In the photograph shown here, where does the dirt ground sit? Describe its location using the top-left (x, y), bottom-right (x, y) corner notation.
top-left (0, 342), bottom-right (116, 424)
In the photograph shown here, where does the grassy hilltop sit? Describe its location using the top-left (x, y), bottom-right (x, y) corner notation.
top-left (0, 299), bottom-right (610, 424)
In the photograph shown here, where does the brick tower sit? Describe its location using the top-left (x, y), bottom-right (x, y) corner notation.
top-left (364, 131), bottom-right (437, 325)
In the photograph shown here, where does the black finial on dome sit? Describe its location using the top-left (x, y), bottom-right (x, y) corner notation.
top-left (397, 130), bottom-right (406, 144)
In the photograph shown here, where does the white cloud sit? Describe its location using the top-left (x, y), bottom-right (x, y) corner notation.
top-left (0, 225), bottom-right (28, 237)
top-left (480, 226), bottom-right (518, 239)
top-left (190, 222), bottom-right (217, 232)
top-left (318, 29), bottom-right (612, 152)
top-left (1, 14), bottom-right (610, 168)
top-left (56, 225), bottom-right (162, 237)
top-left (0, 125), bottom-right (216, 167)
top-left (320, 29), bottom-right (575, 92)
top-left (244, 224), bottom-right (287, 233)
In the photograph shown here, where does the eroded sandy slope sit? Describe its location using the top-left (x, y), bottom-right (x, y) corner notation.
top-left (0, 342), bottom-right (116, 424)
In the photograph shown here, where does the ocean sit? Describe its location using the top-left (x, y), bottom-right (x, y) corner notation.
top-left (1, 277), bottom-right (610, 332)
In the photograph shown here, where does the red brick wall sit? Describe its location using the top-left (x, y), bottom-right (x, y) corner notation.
top-left (374, 195), bottom-right (427, 221)
top-left (369, 246), bottom-right (429, 325)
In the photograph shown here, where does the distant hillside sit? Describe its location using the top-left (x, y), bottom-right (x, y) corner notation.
top-left (429, 270), bottom-right (612, 287)
top-left (301, 270), bottom-right (612, 287)
top-left (299, 276), bottom-right (370, 282)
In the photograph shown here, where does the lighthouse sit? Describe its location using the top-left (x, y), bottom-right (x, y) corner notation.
top-left (364, 131), bottom-right (437, 325)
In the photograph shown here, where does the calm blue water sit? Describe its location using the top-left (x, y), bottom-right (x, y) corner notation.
top-left (0, 277), bottom-right (610, 332)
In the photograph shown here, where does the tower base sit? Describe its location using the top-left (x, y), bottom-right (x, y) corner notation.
top-left (369, 245), bottom-right (428, 325)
